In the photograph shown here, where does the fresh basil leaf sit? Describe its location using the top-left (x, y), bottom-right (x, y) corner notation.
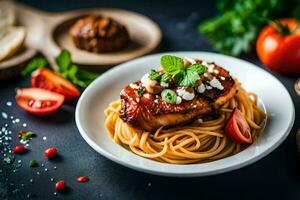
top-left (56, 49), bottom-right (71, 72)
top-left (160, 55), bottom-right (184, 75)
top-left (179, 70), bottom-right (200, 87)
top-left (161, 73), bottom-right (171, 83)
top-left (21, 57), bottom-right (48, 76)
top-left (188, 64), bottom-right (206, 75)
top-left (148, 69), bottom-right (161, 80)
top-left (77, 69), bottom-right (100, 81)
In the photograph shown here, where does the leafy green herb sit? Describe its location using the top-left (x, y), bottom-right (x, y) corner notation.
top-left (198, 0), bottom-right (299, 56)
top-left (161, 89), bottom-right (177, 104)
top-left (160, 55), bottom-right (184, 75)
top-left (21, 131), bottom-right (34, 141)
top-left (56, 49), bottom-right (71, 73)
top-left (148, 69), bottom-right (161, 80)
top-left (161, 73), bottom-right (171, 83)
top-left (55, 50), bottom-right (100, 88)
top-left (160, 55), bottom-right (206, 87)
top-left (21, 57), bottom-right (49, 76)
top-left (138, 88), bottom-right (143, 98)
top-left (188, 64), bottom-right (206, 74)
top-left (178, 70), bottom-right (200, 87)
top-left (29, 160), bottom-right (38, 167)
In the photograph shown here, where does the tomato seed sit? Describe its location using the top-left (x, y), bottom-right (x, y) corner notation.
top-left (55, 180), bottom-right (66, 191)
top-left (44, 147), bottom-right (57, 158)
top-left (77, 176), bottom-right (89, 183)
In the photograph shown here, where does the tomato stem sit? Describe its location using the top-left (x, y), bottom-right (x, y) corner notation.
top-left (270, 20), bottom-right (299, 36)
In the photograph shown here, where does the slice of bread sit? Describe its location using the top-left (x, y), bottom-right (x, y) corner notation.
top-left (0, 1), bottom-right (15, 29)
top-left (0, 26), bottom-right (26, 61)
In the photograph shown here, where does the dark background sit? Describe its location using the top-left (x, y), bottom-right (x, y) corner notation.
top-left (1, 0), bottom-right (300, 199)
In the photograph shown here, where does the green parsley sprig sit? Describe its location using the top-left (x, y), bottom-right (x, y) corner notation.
top-left (199, 0), bottom-right (300, 56)
top-left (21, 49), bottom-right (100, 88)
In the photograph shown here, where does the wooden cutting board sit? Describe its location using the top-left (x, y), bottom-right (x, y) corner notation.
top-left (0, 1), bottom-right (162, 77)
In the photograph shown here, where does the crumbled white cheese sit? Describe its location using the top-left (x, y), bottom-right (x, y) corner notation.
top-left (160, 82), bottom-right (169, 88)
top-left (176, 96), bottom-right (182, 104)
top-left (206, 85), bottom-right (212, 90)
top-left (176, 87), bottom-right (195, 101)
top-left (141, 73), bottom-right (150, 87)
top-left (220, 76), bottom-right (226, 80)
top-left (203, 73), bottom-right (208, 77)
top-left (154, 99), bottom-right (159, 104)
top-left (201, 61), bottom-right (208, 66)
top-left (198, 118), bottom-right (203, 123)
top-left (213, 69), bottom-right (219, 74)
top-left (207, 64), bottom-right (215, 73)
top-left (209, 77), bottom-right (224, 90)
top-left (129, 83), bottom-right (140, 89)
top-left (184, 57), bottom-right (196, 64)
top-left (144, 93), bottom-right (151, 99)
top-left (197, 83), bottom-right (206, 93)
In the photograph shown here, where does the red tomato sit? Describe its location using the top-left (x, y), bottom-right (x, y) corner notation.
top-left (44, 147), bottom-right (57, 158)
top-left (55, 180), bottom-right (67, 191)
top-left (16, 88), bottom-right (64, 115)
top-left (256, 19), bottom-right (300, 74)
top-left (225, 108), bottom-right (252, 144)
top-left (12, 145), bottom-right (26, 153)
top-left (31, 68), bottom-right (80, 100)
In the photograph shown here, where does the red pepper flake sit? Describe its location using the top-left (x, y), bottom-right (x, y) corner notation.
top-left (18, 130), bottom-right (27, 138)
top-left (12, 145), bottom-right (26, 153)
top-left (77, 176), bottom-right (89, 183)
top-left (44, 147), bottom-right (57, 158)
top-left (55, 180), bottom-right (66, 191)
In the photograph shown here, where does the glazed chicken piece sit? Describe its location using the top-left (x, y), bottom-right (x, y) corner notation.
top-left (119, 63), bottom-right (238, 132)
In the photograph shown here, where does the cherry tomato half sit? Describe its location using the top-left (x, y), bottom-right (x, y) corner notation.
top-left (16, 88), bottom-right (64, 115)
top-left (31, 68), bottom-right (80, 100)
top-left (225, 108), bottom-right (252, 144)
top-left (256, 18), bottom-right (300, 74)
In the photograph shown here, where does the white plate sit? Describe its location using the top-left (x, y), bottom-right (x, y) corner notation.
top-left (75, 52), bottom-right (295, 177)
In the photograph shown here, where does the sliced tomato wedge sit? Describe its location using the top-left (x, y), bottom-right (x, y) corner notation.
top-left (31, 68), bottom-right (80, 100)
top-left (16, 88), bottom-right (64, 115)
top-left (225, 108), bottom-right (253, 144)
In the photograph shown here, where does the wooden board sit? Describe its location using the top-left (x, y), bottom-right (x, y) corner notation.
top-left (0, 1), bottom-right (162, 77)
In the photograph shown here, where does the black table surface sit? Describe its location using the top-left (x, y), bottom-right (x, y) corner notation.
top-left (1, 0), bottom-right (300, 199)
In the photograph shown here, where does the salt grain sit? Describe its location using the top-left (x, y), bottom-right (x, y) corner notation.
top-left (42, 136), bottom-right (47, 141)
top-left (1, 112), bottom-right (8, 119)
top-left (6, 101), bottom-right (12, 106)
top-left (15, 118), bottom-right (20, 123)
top-left (22, 123), bottom-right (27, 127)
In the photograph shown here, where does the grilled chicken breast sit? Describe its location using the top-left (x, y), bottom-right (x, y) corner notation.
top-left (119, 61), bottom-right (238, 132)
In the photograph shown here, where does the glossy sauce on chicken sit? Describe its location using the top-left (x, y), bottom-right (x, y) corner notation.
top-left (119, 57), bottom-right (238, 132)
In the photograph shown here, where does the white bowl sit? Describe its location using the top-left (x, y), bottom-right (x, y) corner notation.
top-left (75, 52), bottom-right (295, 177)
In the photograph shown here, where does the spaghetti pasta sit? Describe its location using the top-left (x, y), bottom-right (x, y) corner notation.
top-left (104, 85), bottom-right (266, 164)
